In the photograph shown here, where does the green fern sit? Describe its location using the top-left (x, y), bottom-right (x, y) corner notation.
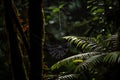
top-left (75, 54), bottom-right (105, 72)
top-left (56, 74), bottom-right (79, 80)
top-left (63, 36), bottom-right (103, 52)
top-left (51, 52), bottom-right (99, 70)
top-left (103, 51), bottom-right (120, 63)
top-left (50, 33), bottom-right (120, 80)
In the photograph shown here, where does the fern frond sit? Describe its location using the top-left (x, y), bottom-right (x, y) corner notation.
top-left (103, 51), bottom-right (120, 63)
top-left (76, 51), bottom-right (120, 71)
top-left (76, 54), bottom-right (105, 72)
top-left (51, 52), bottom-right (99, 70)
top-left (107, 34), bottom-right (120, 51)
top-left (63, 36), bottom-right (102, 52)
top-left (56, 74), bottom-right (79, 80)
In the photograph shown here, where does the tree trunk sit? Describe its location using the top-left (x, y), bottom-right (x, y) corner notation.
top-left (28, 0), bottom-right (45, 80)
top-left (4, 0), bottom-right (28, 80)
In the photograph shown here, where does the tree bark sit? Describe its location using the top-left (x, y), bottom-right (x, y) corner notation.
top-left (4, 0), bottom-right (28, 80)
top-left (28, 0), bottom-right (45, 80)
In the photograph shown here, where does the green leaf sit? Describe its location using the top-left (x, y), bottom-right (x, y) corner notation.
top-left (87, 0), bottom-right (95, 4)
top-left (92, 16), bottom-right (99, 21)
top-left (59, 4), bottom-right (65, 9)
top-left (91, 6), bottom-right (98, 12)
top-left (52, 7), bottom-right (59, 13)
top-left (73, 59), bottom-right (83, 63)
top-left (93, 9), bottom-right (104, 13)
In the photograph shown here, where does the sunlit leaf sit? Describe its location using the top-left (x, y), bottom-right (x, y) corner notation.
top-left (73, 59), bottom-right (83, 63)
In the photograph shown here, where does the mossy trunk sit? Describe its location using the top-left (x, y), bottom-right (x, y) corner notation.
top-left (4, 0), bottom-right (28, 80)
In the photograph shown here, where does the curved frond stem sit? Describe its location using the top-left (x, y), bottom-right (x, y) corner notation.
top-left (51, 52), bottom-right (100, 70)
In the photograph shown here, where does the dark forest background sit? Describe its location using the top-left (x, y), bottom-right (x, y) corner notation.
top-left (0, 0), bottom-right (120, 80)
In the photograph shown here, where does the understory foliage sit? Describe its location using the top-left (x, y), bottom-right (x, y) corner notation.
top-left (43, 0), bottom-right (120, 80)
top-left (48, 33), bottom-right (120, 80)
